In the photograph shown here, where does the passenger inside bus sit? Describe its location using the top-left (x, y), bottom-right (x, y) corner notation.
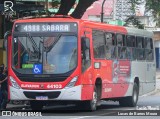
top-left (119, 47), bottom-right (127, 59)
top-left (105, 33), bottom-right (112, 59)
top-left (22, 49), bottom-right (30, 64)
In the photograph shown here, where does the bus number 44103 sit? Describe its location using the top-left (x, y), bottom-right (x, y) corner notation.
top-left (47, 84), bottom-right (62, 89)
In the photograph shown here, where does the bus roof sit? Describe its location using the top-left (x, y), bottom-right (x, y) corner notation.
top-left (82, 20), bottom-right (127, 34)
top-left (125, 27), bottom-right (153, 38)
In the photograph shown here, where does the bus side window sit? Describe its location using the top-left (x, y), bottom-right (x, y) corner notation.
top-left (136, 36), bottom-right (144, 48)
top-left (93, 30), bottom-right (105, 59)
top-left (105, 32), bottom-right (116, 59)
top-left (144, 38), bottom-right (154, 61)
top-left (117, 34), bottom-right (127, 59)
top-left (126, 35), bottom-right (136, 60)
top-left (126, 35), bottom-right (136, 47)
top-left (116, 34), bottom-right (123, 46)
top-left (118, 47), bottom-right (127, 59)
top-left (144, 37), bottom-right (153, 50)
top-left (136, 36), bottom-right (145, 60)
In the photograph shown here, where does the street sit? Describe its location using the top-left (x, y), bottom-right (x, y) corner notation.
top-left (1, 78), bottom-right (160, 118)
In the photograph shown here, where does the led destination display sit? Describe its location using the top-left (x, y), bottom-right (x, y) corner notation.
top-left (14, 23), bottom-right (77, 33)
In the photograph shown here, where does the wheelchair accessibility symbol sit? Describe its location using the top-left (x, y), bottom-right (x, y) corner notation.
top-left (33, 64), bottom-right (42, 74)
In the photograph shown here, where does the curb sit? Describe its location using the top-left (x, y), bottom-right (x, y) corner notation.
top-left (141, 89), bottom-right (160, 97)
top-left (156, 76), bottom-right (160, 79)
top-left (6, 104), bottom-right (30, 110)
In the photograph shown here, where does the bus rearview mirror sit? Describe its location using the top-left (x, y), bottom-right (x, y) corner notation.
top-left (3, 31), bottom-right (11, 50)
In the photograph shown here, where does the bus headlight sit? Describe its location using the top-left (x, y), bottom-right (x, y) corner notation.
top-left (10, 76), bottom-right (21, 89)
top-left (65, 76), bottom-right (78, 89)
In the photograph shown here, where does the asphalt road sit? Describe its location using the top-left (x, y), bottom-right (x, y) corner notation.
top-left (1, 81), bottom-right (160, 119)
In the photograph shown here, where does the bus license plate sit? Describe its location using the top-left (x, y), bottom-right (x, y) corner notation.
top-left (36, 96), bottom-right (48, 100)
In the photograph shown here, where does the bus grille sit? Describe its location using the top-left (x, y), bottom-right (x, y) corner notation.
top-left (23, 91), bottom-right (61, 99)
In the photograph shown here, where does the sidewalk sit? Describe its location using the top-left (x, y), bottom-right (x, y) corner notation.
top-left (156, 70), bottom-right (160, 79)
top-left (142, 70), bottom-right (160, 96)
top-left (154, 70), bottom-right (160, 95)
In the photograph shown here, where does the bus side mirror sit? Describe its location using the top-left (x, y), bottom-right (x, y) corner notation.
top-left (3, 31), bottom-right (11, 50)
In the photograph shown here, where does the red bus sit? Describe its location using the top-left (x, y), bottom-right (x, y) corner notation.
top-left (5, 17), bottom-right (156, 111)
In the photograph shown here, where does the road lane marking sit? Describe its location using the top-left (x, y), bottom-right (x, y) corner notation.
top-left (70, 116), bottom-right (94, 119)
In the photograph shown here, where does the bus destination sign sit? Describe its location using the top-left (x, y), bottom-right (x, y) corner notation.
top-left (14, 23), bottom-right (77, 33)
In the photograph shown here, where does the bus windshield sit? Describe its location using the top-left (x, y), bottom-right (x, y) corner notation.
top-left (12, 35), bottom-right (78, 74)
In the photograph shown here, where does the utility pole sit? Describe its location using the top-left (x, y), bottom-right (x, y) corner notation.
top-left (113, 0), bottom-right (116, 20)
top-left (45, 0), bottom-right (49, 15)
top-left (101, 0), bottom-right (106, 23)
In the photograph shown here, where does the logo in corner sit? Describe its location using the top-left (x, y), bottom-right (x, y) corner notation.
top-left (4, 1), bottom-right (14, 12)
top-left (2, 1), bottom-right (16, 20)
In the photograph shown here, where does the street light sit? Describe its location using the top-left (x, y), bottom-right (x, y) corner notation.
top-left (101, 0), bottom-right (106, 23)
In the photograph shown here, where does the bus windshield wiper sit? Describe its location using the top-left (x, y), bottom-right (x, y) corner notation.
top-left (26, 33), bottom-right (41, 62)
top-left (27, 33), bottom-right (39, 52)
top-left (44, 35), bottom-right (61, 53)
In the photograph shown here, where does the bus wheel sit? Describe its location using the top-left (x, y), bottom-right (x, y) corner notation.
top-left (119, 83), bottom-right (139, 107)
top-left (30, 101), bottom-right (44, 110)
top-left (76, 86), bottom-right (98, 111)
top-left (85, 86), bottom-right (98, 111)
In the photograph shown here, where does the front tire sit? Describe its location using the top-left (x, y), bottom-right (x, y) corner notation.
top-left (119, 83), bottom-right (139, 107)
top-left (85, 86), bottom-right (98, 111)
top-left (76, 86), bottom-right (98, 111)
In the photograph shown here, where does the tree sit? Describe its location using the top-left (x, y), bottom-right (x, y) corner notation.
top-left (126, 0), bottom-right (160, 27)
top-left (124, 16), bottom-right (144, 29)
top-left (124, 0), bottom-right (145, 29)
top-left (57, 0), bottom-right (97, 19)
top-left (71, 0), bottom-right (97, 19)
top-left (56, 0), bottom-right (76, 15)
top-left (145, 0), bottom-right (160, 27)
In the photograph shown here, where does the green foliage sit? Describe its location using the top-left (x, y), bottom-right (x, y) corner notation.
top-left (145, 0), bottom-right (160, 26)
top-left (129, 0), bottom-right (142, 11)
top-left (51, 0), bottom-right (60, 8)
top-left (129, 0), bottom-right (160, 27)
top-left (124, 16), bottom-right (144, 29)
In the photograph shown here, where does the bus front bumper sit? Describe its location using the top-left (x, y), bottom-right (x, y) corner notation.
top-left (9, 85), bottom-right (82, 101)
